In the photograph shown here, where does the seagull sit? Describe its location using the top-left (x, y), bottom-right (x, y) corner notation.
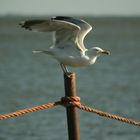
top-left (19, 16), bottom-right (110, 73)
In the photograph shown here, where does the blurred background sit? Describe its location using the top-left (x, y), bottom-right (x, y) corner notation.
top-left (0, 0), bottom-right (140, 140)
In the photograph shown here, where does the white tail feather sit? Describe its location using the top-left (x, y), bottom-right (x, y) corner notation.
top-left (32, 50), bottom-right (54, 55)
top-left (32, 50), bottom-right (44, 53)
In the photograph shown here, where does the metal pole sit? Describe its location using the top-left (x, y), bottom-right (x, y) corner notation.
top-left (64, 72), bottom-right (80, 140)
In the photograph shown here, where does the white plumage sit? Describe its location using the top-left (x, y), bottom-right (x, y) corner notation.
top-left (20, 16), bottom-right (110, 73)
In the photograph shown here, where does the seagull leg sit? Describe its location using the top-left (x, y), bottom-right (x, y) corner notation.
top-left (64, 65), bottom-right (69, 73)
top-left (60, 63), bottom-right (69, 74)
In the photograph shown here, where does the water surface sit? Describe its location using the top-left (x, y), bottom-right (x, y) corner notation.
top-left (0, 16), bottom-right (140, 140)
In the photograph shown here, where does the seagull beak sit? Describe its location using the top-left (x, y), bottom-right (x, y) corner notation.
top-left (101, 50), bottom-right (110, 55)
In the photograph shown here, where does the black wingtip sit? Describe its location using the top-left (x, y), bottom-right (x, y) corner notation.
top-left (19, 21), bottom-right (24, 27)
top-left (51, 16), bottom-right (73, 20)
top-left (19, 21), bottom-right (26, 28)
top-left (19, 21), bottom-right (32, 31)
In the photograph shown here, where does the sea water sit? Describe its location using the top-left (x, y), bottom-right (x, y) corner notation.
top-left (0, 16), bottom-right (140, 140)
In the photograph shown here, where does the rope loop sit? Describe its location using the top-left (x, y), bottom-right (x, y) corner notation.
top-left (61, 96), bottom-right (81, 107)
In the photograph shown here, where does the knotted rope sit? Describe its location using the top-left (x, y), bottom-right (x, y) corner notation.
top-left (0, 96), bottom-right (140, 126)
top-left (61, 96), bottom-right (81, 106)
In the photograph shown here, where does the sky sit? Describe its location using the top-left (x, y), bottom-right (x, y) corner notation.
top-left (0, 0), bottom-right (140, 16)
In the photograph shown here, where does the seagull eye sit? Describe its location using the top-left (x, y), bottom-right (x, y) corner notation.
top-left (95, 49), bottom-right (99, 52)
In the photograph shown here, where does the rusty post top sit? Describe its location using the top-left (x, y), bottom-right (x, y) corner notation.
top-left (64, 72), bottom-right (77, 97)
top-left (64, 72), bottom-right (76, 78)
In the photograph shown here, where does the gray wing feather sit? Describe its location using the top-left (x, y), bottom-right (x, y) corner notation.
top-left (20, 19), bottom-right (80, 43)
top-left (53, 17), bottom-right (92, 51)
top-left (20, 17), bottom-right (92, 52)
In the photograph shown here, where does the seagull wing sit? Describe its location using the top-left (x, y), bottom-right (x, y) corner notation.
top-left (20, 18), bottom-right (80, 48)
top-left (76, 19), bottom-right (92, 51)
top-left (53, 16), bottom-right (92, 52)
top-left (19, 20), bottom-right (52, 32)
top-left (51, 18), bottom-right (80, 47)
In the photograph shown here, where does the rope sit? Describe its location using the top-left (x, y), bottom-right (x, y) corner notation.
top-left (61, 96), bottom-right (81, 106)
top-left (0, 101), bottom-right (61, 121)
top-left (0, 96), bottom-right (140, 127)
top-left (76, 104), bottom-right (140, 126)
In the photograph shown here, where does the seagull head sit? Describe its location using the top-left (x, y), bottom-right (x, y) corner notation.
top-left (91, 47), bottom-right (110, 56)
top-left (86, 47), bottom-right (110, 63)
